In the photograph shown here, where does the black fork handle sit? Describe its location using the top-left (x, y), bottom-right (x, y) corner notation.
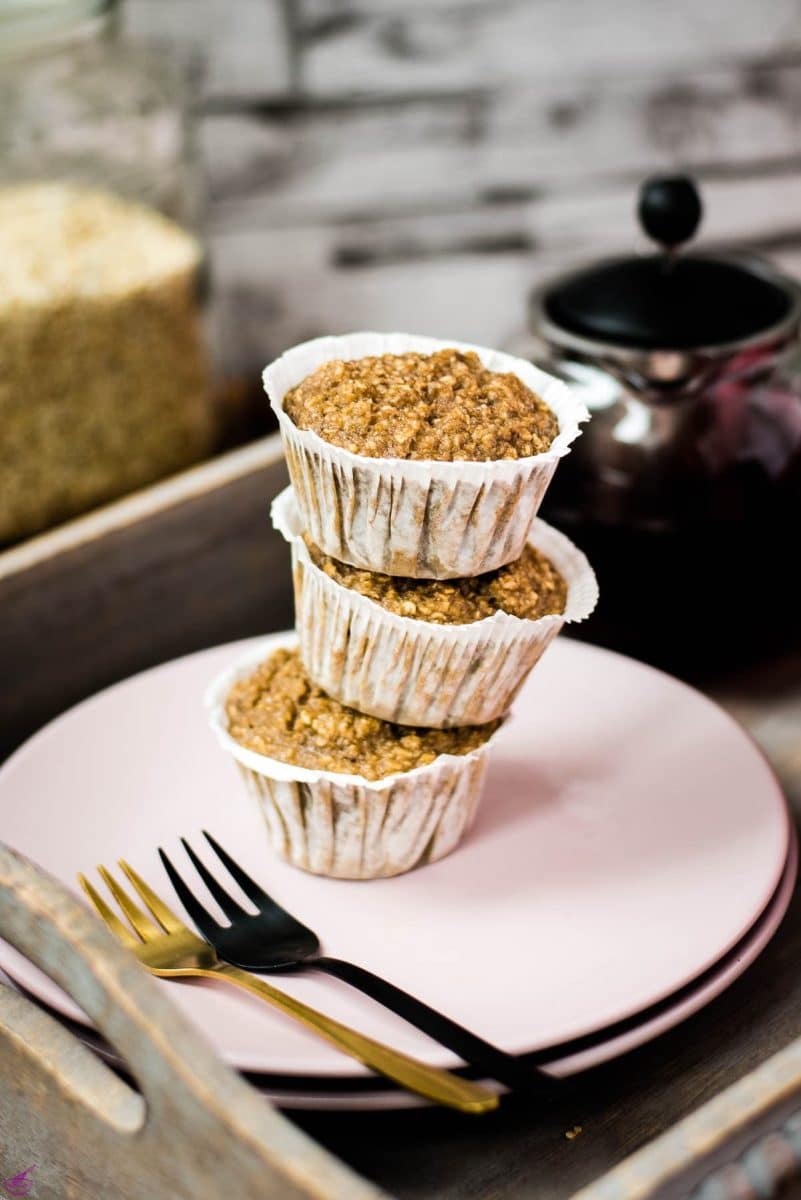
top-left (313, 955), bottom-right (554, 1095)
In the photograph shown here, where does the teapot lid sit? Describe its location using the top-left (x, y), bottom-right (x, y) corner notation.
top-left (543, 177), bottom-right (793, 352)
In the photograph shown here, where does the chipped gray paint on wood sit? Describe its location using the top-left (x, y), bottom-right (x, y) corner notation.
top-left (0, 841), bottom-right (386, 1199)
top-left (206, 170), bottom-right (801, 371)
top-left (123, 0), bottom-right (294, 99)
top-left (124, 0), bottom-right (801, 373)
top-left (200, 76), bottom-right (801, 233)
top-left (294, 0), bottom-right (801, 95)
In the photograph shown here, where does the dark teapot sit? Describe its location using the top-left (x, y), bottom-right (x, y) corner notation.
top-left (514, 176), bottom-right (801, 671)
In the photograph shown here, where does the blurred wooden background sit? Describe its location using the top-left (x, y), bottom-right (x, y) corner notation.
top-left (125, 0), bottom-right (801, 377)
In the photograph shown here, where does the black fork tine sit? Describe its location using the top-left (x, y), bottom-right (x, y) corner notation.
top-left (158, 847), bottom-right (220, 939)
top-left (180, 838), bottom-right (248, 922)
top-left (202, 830), bottom-right (271, 909)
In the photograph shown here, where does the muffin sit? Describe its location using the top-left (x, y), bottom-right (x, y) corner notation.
top-left (263, 332), bottom-right (588, 579)
top-left (206, 637), bottom-right (501, 879)
top-left (272, 486), bottom-right (598, 728)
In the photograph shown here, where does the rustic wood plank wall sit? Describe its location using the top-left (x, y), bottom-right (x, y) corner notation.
top-left (124, 0), bottom-right (801, 375)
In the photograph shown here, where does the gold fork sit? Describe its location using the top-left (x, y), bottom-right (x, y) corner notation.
top-left (79, 861), bottom-right (498, 1114)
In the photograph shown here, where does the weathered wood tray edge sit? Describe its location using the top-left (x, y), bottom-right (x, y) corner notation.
top-left (571, 1032), bottom-right (801, 1199)
top-left (0, 434), bottom-right (292, 760)
top-left (1, 434), bottom-right (286, 584)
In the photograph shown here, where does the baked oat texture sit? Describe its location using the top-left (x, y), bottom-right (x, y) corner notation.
top-left (282, 348), bottom-right (558, 461)
top-left (0, 182), bottom-right (213, 541)
top-left (226, 648), bottom-right (498, 780)
top-left (305, 536), bottom-right (567, 624)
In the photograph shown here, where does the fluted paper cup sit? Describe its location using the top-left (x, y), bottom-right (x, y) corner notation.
top-left (272, 486), bottom-right (598, 728)
top-left (263, 331), bottom-right (588, 579)
top-left (206, 634), bottom-right (500, 880)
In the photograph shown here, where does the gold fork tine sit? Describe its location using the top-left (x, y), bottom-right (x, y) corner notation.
top-left (76, 865), bottom-right (499, 1113)
top-left (118, 859), bottom-right (185, 935)
top-left (97, 865), bottom-right (163, 942)
top-left (78, 873), bottom-right (140, 950)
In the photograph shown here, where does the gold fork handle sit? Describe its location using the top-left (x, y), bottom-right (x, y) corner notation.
top-left (211, 962), bottom-right (498, 1114)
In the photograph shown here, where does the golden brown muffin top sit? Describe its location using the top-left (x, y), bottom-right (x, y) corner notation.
top-left (226, 648), bottom-right (498, 780)
top-left (282, 348), bottom-right (558, 461)
top-left (306, 538), bottom-right (567, 625)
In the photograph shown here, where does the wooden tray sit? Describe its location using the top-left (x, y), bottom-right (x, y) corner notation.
top-left (3, 434), bottom-right (801, 1200)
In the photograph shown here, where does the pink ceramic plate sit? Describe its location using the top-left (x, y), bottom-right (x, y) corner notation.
top-left (246, 830), bottom-right (798, 1108)
top-left (0, 634), bottom-right (790, 1081)
top-left (3, 831), bottom-right (793, 1110)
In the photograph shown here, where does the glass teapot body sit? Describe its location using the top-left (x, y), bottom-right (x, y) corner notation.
top-left (513, 260), bottom-right (801, 669)
top-left (529, 329), bottom-right (801, 536)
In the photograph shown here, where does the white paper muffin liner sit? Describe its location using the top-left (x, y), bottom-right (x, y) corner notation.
top-left (273, 487), bottom-right (598, 728)
top-left (263, 331), bottom-right (589, 579)
top-left (206, 634), bottom-right (500, 880)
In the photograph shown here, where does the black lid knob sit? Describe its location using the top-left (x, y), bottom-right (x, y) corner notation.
top-left (540, 173), bottom-right (793, 350)
top-left (638, 176), bottom-right (702, 250)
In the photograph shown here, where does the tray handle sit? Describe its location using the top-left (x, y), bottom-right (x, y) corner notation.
top-left (0, 840), bottom-right (385, 1200)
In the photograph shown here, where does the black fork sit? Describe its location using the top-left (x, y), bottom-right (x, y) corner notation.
top-left (159, 831), bottom-right (555, 1095)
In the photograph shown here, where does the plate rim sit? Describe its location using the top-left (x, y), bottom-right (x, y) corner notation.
top-left (0, 632), bottom-right (791, 1078)
top-left (7, 828), bottom-right (795, 1110)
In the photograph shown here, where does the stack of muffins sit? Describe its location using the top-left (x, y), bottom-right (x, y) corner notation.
top-left (207, 333), bottom-right (598, 880)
